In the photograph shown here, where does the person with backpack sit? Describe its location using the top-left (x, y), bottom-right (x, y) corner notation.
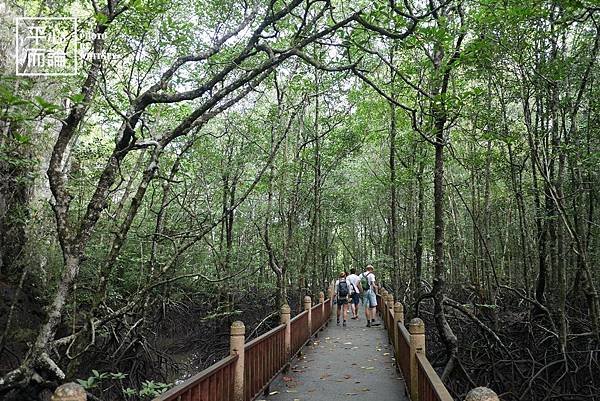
top-left (334, 271), bottom-right (350, 326)
top-left (346, 268), bottom-right (361, 319)
top-left (359, 265), bottom-right (378, 327)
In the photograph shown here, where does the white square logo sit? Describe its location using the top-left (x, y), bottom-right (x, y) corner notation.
top-left (16, 17), bottom-right (78, 76)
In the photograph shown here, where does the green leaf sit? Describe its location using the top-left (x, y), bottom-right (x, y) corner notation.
top-left (95, 12), bottom-right (108, 24)
top-left (69, 93), bottom-right (86, 103)
top-left (13, 133), bottom-right (30, 144)
top-left (34, 96), bottom-right (61, 113)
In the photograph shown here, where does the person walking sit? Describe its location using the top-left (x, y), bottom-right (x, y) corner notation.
top-left (359, 265), bottom-right (378, 327)
top-left (346, 268), bottom-right (361, 319)
top-left (334, 271), bottom-right (350, 326)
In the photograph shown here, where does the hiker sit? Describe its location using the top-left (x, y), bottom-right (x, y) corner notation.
top-left (359, 265), bottom-right (378, 327)
top-left (334, 271), bottom-right (350, 326)
top-left (346, 268), bottom-right (361, 319)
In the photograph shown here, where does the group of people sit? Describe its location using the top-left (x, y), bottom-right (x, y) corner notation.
top-left (333, 265), bottom-right (379, 327)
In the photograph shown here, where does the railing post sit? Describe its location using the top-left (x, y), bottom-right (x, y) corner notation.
top-left (304, 296), bottom-right (312, 334)
top-left (387, 294), bottom-right (394, 311)
top-left (51, 383), bottom-right (86, 401)
top-left (394, 302), bottom-right (404, 324)
top-left (393, 302), bottom-right (404, 360)
top-left (379, 289), bottom-right (387, 315)
top-left (465, 387), bottom-right (500, 401)
top-left (319, 291), bottom-right (325, 327)
top-left (230, 321), bottom-right (245, 401)
top-left (409, 318), bottom-right (425, 401)
top-left (281, 304), bottom-right (291, 360)
top-left (385, 294), bottom-right (394, 335)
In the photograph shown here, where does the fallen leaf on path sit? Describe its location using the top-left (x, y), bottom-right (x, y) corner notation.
top-left (269, 391), bottom-right (279, 395)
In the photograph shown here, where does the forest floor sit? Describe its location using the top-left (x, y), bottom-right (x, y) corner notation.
top-left (267, 313), bottom-right (407, 401)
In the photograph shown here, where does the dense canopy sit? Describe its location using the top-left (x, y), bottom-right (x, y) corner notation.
top-left (0, 0), bottom-right (599, 400)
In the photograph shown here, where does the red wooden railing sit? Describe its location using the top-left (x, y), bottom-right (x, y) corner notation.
top-left (153, 354), bottom-right (237, 401)
top-left (310, 304), bottom-right (322, 335)
top-left (377, 289), bottom-right (453, 401)
top-left (243, 325), bottom-right (286, 401)
top-left (290, 310), bottom-right (309, 355)
top-left (397, 323), bottom-right (411, 394)
top-left (324, 298), bottom-right (331, 317)
top-left (153, 297), bottom-right (331, 401)
top-left (386, 307), bottom-right (394, 340)
top-left (417, 353), bottom-right (454, 401)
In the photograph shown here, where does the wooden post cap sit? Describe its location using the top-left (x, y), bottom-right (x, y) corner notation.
top-left (465, 387), bottom-right (500, 401)
top-left (281, 304), bottom-right (291, 314)
top-left (304, 295), bottom-right (311, 304)
top-left (319, 291), bottom-right (324, 301)
top-left (51, 383), bottom-right (86, 401)
top-left (408, 318), bottom-right (425, 334)
top-left (230, 321), bottom-right (245, 336)
top-left (394, 302), bottom-right (404, 313)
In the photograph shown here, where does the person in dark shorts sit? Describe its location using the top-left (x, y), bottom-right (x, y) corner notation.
top-left (334, 272), bottom-right (350, 326)
top-left (346, 268), bottom-right (361, 319)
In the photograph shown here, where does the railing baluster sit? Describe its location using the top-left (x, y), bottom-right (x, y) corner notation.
top-left (191, 384), bottom-right (199, 401)
top-left (200, 372), bottom-right (209, 401)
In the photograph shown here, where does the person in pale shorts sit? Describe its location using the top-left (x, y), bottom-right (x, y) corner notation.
top-left (359, 265), bottom-right (378, 327)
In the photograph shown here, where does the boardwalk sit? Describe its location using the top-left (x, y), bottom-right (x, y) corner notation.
top-left (266, 313), bottom-right (409, 401)
top-left (150, 292), bottom-right (458, 401)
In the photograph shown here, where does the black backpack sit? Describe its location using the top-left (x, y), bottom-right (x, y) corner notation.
top-left (338, 280), bottom-right (349, 297)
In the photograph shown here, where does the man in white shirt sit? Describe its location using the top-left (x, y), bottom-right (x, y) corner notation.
top-left (346, 268), bottom-right (361, 319)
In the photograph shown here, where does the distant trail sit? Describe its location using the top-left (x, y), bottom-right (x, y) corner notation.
top-left (266, 314), bottom-right (408, 401)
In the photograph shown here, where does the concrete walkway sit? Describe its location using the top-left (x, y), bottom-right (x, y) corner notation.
top-left (265, 312), bottom-right (409, 401)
